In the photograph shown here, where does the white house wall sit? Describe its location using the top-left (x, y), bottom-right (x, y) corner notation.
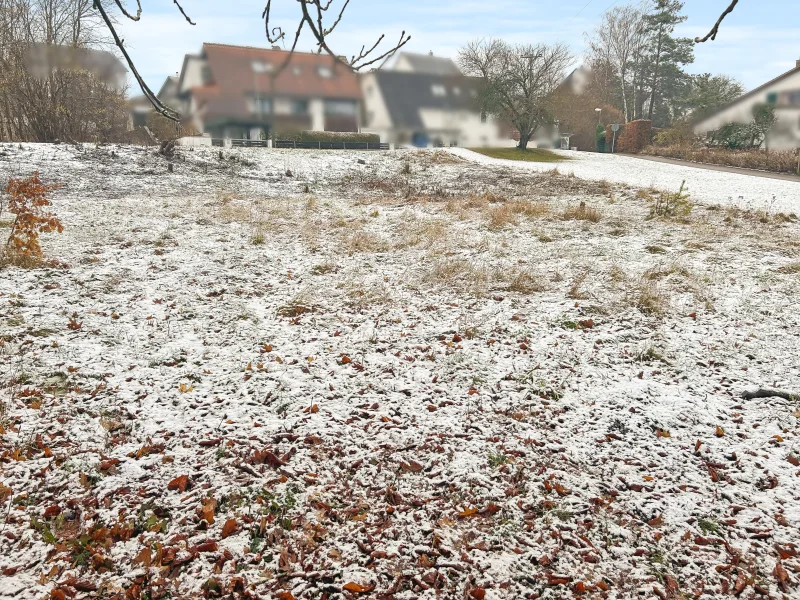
top-left (694, 69), bottom-right (800, 150)
top-left (418, 108), bottom-right (516, 147)
top-left (180, 56), bottom-right (207, 94)
top-left (360, 73), bottom-right (394, 141)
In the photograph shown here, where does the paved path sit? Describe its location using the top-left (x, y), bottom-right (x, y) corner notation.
top-left (620, 153), bottom-right (800, 183)
top-left (448, 148), bottom-right (800, 213)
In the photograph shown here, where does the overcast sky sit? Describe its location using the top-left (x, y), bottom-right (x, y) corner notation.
top-left (117, 0), bottom-right (799, 95)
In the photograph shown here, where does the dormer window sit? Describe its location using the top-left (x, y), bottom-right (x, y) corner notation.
top-left (318, 66), bottom-right (332, 78)
top-left (251, 61), bottom-right (272, 73)
top-left (431, 84), bottom-right (446, 97)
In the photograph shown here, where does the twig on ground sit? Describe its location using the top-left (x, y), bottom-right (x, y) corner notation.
top-left (741, 388), bottom-right (799, 401)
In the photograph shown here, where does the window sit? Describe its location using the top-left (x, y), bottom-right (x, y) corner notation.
top-left (201, 65), bottom-right (213, 84)
top-left (431, 84), bottom-right (446, 97)
top-left (291, 99), bottom-right (309, 114)
top-left (251, 61), bottom-right (272, 73)
top-left (318, 66), bottom-right (333, 78)
top-left (788, 91), bottom-right (800, 106)
top-left (252, 97), bottom-right (272, 114)
top-left (480, 111), bottom-right (487, 123)
top-left (324, 100), bottom-right (357, 116)
top-left (767, 92), bottom-right (778, 104)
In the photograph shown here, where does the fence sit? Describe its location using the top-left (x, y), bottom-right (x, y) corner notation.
top-left (209, 138), bottom-right (388, 150)
top-left (275, 140), bottom-right (389, 150)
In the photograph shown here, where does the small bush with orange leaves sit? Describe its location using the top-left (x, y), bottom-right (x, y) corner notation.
top-left (2, 172), bottom-right (62, 266)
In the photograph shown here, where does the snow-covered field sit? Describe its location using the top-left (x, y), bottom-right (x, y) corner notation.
top-left (452, 148), bottom-right (800, 214)
top-left (1, 143), bottom-right (799, 600)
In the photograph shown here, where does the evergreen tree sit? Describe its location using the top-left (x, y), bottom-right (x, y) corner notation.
top-left (682, 73), bottom-right (744, 121)
top-left (640, 0), bottom-right (694, 126)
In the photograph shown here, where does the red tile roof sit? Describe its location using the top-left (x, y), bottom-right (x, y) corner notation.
top-left (205, 43), bottom-right (359, 96)
top-left (190, 44), bottom-right (361, 124)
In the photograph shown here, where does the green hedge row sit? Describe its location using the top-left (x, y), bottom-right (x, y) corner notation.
top-left (276, 130), bottom-right (380, 144)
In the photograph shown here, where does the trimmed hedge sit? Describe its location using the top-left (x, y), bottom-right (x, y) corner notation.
top-left (606, 120), bottom-right (652, 153)
top-left (642, 145), bottom-right (800, 175)
top-left (276, 130), bottom-right (380, 143)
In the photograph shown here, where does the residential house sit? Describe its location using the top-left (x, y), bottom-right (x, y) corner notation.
top-left (392, 51), bottom-right (463, 76)
top-left (361, 53), bottom-right (517, 147)
top-left (693, 60), bottom-right (800, 151)
top-left (175, 43), bottom-right (362, 140)
top-left (24, 44), bottom-right (128, 91)
top-left (129, 76), bottom-right (180, 128)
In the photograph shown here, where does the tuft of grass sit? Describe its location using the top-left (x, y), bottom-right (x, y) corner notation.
top-left (635, 280), bottom-right (669, 316)
top-left (468, 147), bottom-right (565, 163)
top-left (775, 261), bottom-right (800, 274)
top-left (506, 268), bottom-right (547, 294)
top-left (563, 202), bottom-right (601, 223)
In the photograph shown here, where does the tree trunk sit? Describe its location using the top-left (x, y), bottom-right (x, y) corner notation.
top-left (518, 130), bottom-right (532, 150)
top-left (648, 25), bottom-right (664, 121)
top-left (620, 67), bottom-right (629, 122)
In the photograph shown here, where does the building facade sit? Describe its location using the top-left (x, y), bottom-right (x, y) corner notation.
top-left (174, 43), bottom-right (362, 140)
top-left (693, 60), bottom-right (800, 151)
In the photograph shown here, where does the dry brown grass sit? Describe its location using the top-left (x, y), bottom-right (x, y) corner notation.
top-left (341, 230), bottom-right (389, 254)
top-left (775, 261), bottom-right (800, 274)
top-left (567, 269), bottom-right (590, 299)
top-left (486, 204), bottom-right (518, 230)
top-left (563, 202), bottom-right (601, 223)
top-left (394, 216), bottom-right (449, 249)
top-left (506, 268), bottom-right (547, 294)
top-left (634, 279), bottom-right (669, 315)
top-left (423, 258), bottom-right (492, 296)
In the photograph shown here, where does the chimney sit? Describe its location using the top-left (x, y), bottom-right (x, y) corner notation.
top-left (429, 51), bottom-right (433, 56)
top-left (271, 45), bottom-right (281, 51)
top-left (796, 58), bottom-right (800, 69)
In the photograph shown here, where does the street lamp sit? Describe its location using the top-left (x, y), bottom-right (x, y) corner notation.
top-left (595, 107), bottom-right (602, 126)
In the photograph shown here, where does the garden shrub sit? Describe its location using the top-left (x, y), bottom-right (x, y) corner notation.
top-left (595, 124), bottom-right (606, 153)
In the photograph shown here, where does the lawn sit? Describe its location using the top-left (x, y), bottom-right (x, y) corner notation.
top-left (1, 144), bottom-right (798, 600)
top-left (469, 146), bottom-right (566, 162)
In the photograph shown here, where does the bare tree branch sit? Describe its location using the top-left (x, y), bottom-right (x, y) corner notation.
top-left (171, 0), bottom-right (195, 26)
top-left (113, 0), bottom-right (141, 22)
top-left (92, 0), bottom-right (179, 121)
top-left (695, 0), bottom-right (739, 43)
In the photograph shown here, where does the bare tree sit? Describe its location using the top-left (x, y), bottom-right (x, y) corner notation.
top-left (96, 0), bottom-right (411, 121)
top-left (585, 4), bottom-right (647, 123)
top-left (0, 0), bottom-right (128, 141)
top-left (459, 39), bottom-right (572, 151)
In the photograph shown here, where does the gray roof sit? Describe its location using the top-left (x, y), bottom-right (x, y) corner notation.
top-left (375, 71), bottom-right (481, 128)
top-left (396, 52), bottom-right (461, 76)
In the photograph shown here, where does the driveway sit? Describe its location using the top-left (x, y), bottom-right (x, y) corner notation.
top-left (448, 148), bottom-right (800, 213)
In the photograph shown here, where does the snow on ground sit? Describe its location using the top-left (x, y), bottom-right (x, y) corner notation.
top-left (0, 143), bottom-right (799, 600)
top-left (450, 148), bottom-right (800, 214)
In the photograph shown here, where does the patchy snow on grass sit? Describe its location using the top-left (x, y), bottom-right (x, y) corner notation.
top-left (0, 143), bottom-right (799, 600)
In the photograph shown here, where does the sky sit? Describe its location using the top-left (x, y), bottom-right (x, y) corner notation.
top-left (116, 0), bottom-right (800, 96)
